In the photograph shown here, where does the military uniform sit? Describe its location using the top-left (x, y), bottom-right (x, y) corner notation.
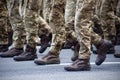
top-left (115, 0), bottom-right (120, 45)
top-left (0, 1), bottom-right (9, 45)
top-left (48, 0), bottom-right (66, 54)
top-left (65, 0), bottom-right (77, 44)
top-left (114, 0), bottom-right (120, 58)
top-left (64, 0), bottom-right (83, 61)
top-left (34, 0), bottom-right (66, 65)
top-left (64, 0), bottom-right (112, 71)
top-left (99, 0), bottom-right (116, 41)
top-left (42, 0), bottom-right (52, 23)
top-left (7, 0), bottom-right (26, 49)
top-left (95, 0), bottom-right (119, 54)
top-left (0, 0), bottom-right (12, 52)
top-left (13, 0), bottom-right (52, 61)
top-left (0, 0), bottom-right (51, 60)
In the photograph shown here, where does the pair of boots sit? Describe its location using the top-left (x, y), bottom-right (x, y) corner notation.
top-left (34, 40), bottom-right (80, 65)
top-left (34, 39), bottom-right (112, 71)
top-left (0, 45), bottom-right (37, 61)
top-left (64, 39), bottom-right (112, 71)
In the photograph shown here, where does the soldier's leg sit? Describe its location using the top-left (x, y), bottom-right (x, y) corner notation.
top-left (100, 0), bottom-right (116, 54)
top-left (114, 0), bottom-right (120, 58)
top-left (34, 0), bottom-right (66, 65)
top-left (34, 0), bottom-right (52, 53)
top-left (0, 0), bottom-right (9, 52)
top-left (38, 16), bottom-right (52, 53)
top-left (64, 0), bottom-right (112, 71)
top-left (64, 0), bottom-right (79, 61)
top-left (13, 0), bottom-right (43, 61)
top-left (0, 0), bottom-right (25, 57)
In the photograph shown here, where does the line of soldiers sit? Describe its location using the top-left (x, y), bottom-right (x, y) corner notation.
top-left (0, 0), bottom-right (120, 71)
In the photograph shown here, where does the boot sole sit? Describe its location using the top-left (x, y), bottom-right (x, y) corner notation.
top-left (64, 67), bottom-right (91, 71)
top-left (13, 56), bottom-right (37, 61)
top-left (0, 53), bottom-right (22, 58)
top-left (34, 60), bottom-right (60, 65)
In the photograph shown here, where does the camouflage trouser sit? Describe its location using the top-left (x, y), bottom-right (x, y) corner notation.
top-left (7, 0), bottom-right (51, 48)
top-left (38, 17), bottom-right (51, 37)
top-left (115, 0), bottom-right (120, 44)
top-left (65, 0), bottom-right (83, 57)
top-left (25, 0), bottom-right (51, 48)
top-left (115, 0), bottom-right (120, 32)
top-left (7, 0), bottom-right (26, 48)
top-left (42, 0), bottom-right (52, 23)
top-left (49, 0), bottom-right (66, 54)
top-left (0, 0), bottom-right (9, 45)
top-left (65, 0), bottom-right (77, 43)
top-left (75, 0), bottom-right (102, 59)
top-left (100, 0), bottom-right (116, 40)
top-left (39, 0), bottom-right (52, 36)
top-left (24, 0), bottom-right (42, 48)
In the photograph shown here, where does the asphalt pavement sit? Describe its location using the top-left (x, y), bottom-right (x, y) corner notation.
top-left (0, 45), bottom-right (120, 80)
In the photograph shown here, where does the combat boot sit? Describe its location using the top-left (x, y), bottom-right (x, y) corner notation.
top-left (13, 45), bottom-right (37, 61)
top-left (0, 48), bottom-right (23, 57)
top-left (64, 59), bottom-right (91, 71)
top-left (95, 39), bottom-right (112, 66)
top-left (39, 33), bottom-right (52, 53)
top-left (34, 51), bottom-right (60, 65)
top-left (0, 45), bottom-right (9, 52)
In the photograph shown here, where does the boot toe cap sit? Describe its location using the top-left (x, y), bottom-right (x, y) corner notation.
top-left (34, 59), bottom-right (46, 65)
top-left (95, 56), bottom-right (106, 66)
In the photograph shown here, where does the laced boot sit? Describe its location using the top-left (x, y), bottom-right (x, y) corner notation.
top-left (0, 48), bottom-right (23, 57)
top-left (39, 33), bottom-right (52, 53)
top-left (64, 59), bottom-right (91, 71)
top-left (13, 45), bottom-right (37, 61)
top-left (95, 39), bottom-right (112, 66)
top-left (34, 51), bottom-right (60, 65)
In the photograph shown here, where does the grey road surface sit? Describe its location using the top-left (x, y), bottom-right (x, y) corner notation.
top-left (0, 46), bottom-right (120, 80)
